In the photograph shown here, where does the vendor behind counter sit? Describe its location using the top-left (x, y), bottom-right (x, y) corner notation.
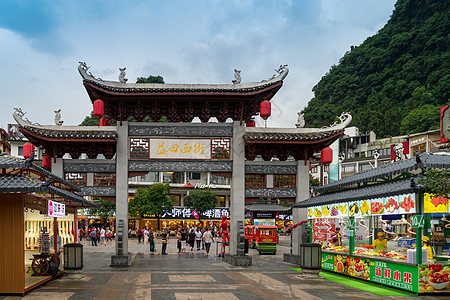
top-left (372, 232), bottom-right (387, 251)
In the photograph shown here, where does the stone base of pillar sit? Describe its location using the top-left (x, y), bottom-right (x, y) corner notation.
top-left (297, 268), bottom-right (322, 279)
top-left (223, 254), bottom-right (252, 267)
top-left (283, 253), bottom-right (300, 265)
top-left (110, 253), bottom-right (132, 267)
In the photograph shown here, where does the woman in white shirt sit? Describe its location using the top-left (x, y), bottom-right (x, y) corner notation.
top-left (202, 227), bottom-right (214, 255)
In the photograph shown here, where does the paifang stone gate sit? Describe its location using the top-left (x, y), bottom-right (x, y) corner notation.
top-left (14, 62), bottom-right (351, 266)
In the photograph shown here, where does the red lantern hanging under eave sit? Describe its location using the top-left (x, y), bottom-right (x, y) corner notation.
top-left (246, 120), bottom-right (256, 127)
top-left (99, 118), bottom-right (109, 126)
top-left (93, 99), bottom-right (104, 118)
top-left (260, 100), bottom-right (271, 120)
top-left (42, 154), bottom-right (52, 168)
top-left (23, 143), bottom-right (34, 159)
top-left (321, 147), bottom-right (333, 165)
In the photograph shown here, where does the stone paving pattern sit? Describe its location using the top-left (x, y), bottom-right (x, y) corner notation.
top-left (1, 236), bottom-right (444, 299)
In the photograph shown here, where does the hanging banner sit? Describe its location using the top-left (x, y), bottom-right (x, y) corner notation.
top-left (48, 200), bottom-right (65, 218)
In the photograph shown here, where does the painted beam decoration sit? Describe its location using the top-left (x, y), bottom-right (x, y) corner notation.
top-left (308, 193), bottom-right (416, 219)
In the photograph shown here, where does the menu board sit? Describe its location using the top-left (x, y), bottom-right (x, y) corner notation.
top-left (424, 193), bottom-right (448, 213)
top-left (398, 193), bottom-right (416, 214)
top-left (312, 218), bottom-right (335, 244)
top-left (370, 198), bottom-right (385, 215)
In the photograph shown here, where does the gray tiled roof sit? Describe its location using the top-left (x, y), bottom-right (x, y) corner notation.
top-left (0, 153), bottom-right (80, 191)
top-left (245, 203), bottom-right (291, 212)
top-left (22, 126), bottom-right (117, 140)
top-left (0, 174), bottom-right (98, 207)
top-left (293, 177), bottom-right (420, 208)
top-left (243, 130), bottom-right (342, 142)
top-left (314, 153), bottom-right (450, 193)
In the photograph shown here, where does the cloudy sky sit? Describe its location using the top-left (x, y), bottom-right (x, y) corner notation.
top-left (0, 0), bottom-right (396, 129)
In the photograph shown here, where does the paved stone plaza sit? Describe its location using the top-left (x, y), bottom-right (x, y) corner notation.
top-left (0, 236), bottom-right (444, 299)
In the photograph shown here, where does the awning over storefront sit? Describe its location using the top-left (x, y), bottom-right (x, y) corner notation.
top-left (313, 153), bottom-right (450, 193)
top-left (292, 177), bottom-right (421, 208)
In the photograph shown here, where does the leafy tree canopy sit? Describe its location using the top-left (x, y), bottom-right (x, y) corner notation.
top-left (79, 112), bottom-right (99, 126)
top-left (302, 0), bottom-right (450, 138)
top-left (419, 169), bottom-right (450, 197)
top-left (128, 183), bottom-right (173, 230)
top-left (183, 189), bottom-right (218, 218)
top-left (136, 75), bottom-right (164, 84)
top-left (87, 199), bottom-right (116, 225)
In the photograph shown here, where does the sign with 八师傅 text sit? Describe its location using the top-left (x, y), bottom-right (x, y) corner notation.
top-left (48, 200), bottom-right (65, 218)
top-left (150, 139), bottom-right (211, 159)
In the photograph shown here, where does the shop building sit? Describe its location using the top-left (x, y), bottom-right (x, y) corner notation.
top-left (0, 153), bottom-right (97, 294)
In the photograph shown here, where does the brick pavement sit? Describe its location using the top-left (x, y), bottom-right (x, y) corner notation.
top-left (0, 237), bottom-right (442, 299)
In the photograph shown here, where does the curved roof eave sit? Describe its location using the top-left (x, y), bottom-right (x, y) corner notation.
top-left (78, 62), bottom-right (289, 92)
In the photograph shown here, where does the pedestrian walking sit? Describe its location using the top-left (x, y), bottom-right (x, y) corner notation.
top-left (180, 228), bottom-right (187, 254)
top-left (100, 227), bottom-right (106, 246)
top-left (148, 228), bottom-right (155, 252)
top-left (160, 229), bottom-right (168, 255)
top-left (195, 229), bottom-right (202, 251)
top-left (202, 227), bottom-right (214, 255)
top-left (106, 227), bottom-right (112, 242)
top-left (90, 229), bottom-right (97, 246)
top-left (137, 227), bottom-right (143, 243)
top-left (188, 229), bottom-right (196, 251)
top-left (177, 229), bottom-right (181, 253)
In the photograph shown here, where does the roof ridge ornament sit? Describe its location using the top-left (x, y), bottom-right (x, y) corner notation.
top-left (321, 112), bottom-right (352, 131)
top-left (78, 61), bottom-right (104, 81)
top-left (54, 109), bottom-right (64, 126)
top-left (232, 69), bottom-right (241, 84)
top-left (13, 108), bottom-right (41, 127)
top-left (119, 67), bottom-right (128, 83)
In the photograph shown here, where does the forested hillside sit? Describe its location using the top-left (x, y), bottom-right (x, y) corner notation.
top-left (302, 0), bottom-right (449, 138)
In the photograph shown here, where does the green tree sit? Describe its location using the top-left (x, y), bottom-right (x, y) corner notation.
top-left (310, 174), bottom-right (319, 186)
top-left (419, 169), bottom-right (450, 198)
top-left (136, 75), bottom-right (164, 83)
top-left (79, 112), bottom-right (99, 126)
top-left (183, 189), bottom-right (218, 221)
top-left (128, 183), bottom-right (173, 231)
top-left (87, 199), bottom-right (116, 226)
top-left (399, 104), bottom-right (440, 134)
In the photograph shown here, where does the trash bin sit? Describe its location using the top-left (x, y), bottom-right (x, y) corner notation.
top-left (299, 243), bottom-right (321, 270)
top-left (244, 238), bottom-right (249, 254)
top-left (64, 243), bottom-right (83, 270)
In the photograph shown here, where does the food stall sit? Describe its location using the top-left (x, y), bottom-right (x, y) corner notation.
top-left (0, 153), bottom-right (98, 294)
top-left (294, 153), bottom-right (450, 294)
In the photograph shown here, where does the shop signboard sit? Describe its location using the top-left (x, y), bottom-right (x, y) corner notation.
top-left (254, 219), bottom-right (276, 226)
top-left (149, 138), bottom-right (211, 159)
top-left (410, 215), bottom-right (424, 228)
top-left (48, 200), bottom-right (65, 218)
top-left (254, 212), bottom-right (275, 219)
top-left (321, 252), bottom-right (335, 271)
top-left (424, 193), bottom-right (448, 213)
top-left (370, 260), bottom-right (419, 293)
top-left (160, 207), bottom-right (229, 219)
top-left (398, 193), bottom-right (416, 214)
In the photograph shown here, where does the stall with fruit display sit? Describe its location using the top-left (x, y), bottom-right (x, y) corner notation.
top-left (294, 153), bottom-right (450, 294)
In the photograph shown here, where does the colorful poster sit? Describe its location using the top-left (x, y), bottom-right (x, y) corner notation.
top-left (384, 195), bottom-right (400, 215)
top-left (321, 252), bottom-right (334, 271)
top-left (307, 207), bottom-right (314, 219)
top-left (312, 218), bottom-right (335, 244)
top-left (321, 205), bottom-right (331, 218)
top-left (370, 198), bottom-right (385, 215)
top-left (418, 264), bottom-right (450, 293)
top-left (399, 193), bottom-right (416, 214)
top-left (48, 200), bottom-right (65, 218)
top-left (335, 203), bottom-right (348, 217)
top-left (424, 193), bottom-right (448, 213)
top-left (370, 260), bottom-right (419, 293)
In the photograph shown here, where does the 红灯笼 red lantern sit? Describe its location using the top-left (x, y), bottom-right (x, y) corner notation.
top-left (42, 154), bottom-right (52, 168)
top-left (246, 120), bottom-right (256, 127)
top-left (321, 147), bottom-right (333, 165)
top-left (260, 100), bottom-right (271, 120)
top-left (23, 143), bottom-right (34, 159)
top-left (99, 118), bottom-right (109, 126)
top-left (93, 99), bottom-right (104, 118)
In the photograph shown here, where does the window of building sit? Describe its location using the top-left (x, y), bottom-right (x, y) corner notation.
top-left (342, 164), bottom-right (356, 173)
top-left (311, 166), bottom-right (317, 173)
top-left (323, 177), bottom-right (328, 185)
top-left (323, 165), bottom-right (329, 172)
top-left (189, 172), bottom-right (201, 180)
top-left (218, 196), bottom-right (226, 207)
top-left (210, 174), bottom-right (230, 185)
top-left (18, 146), bottom-right (23, 156)
top-left (359, 164), bottom-right (372, 171)
top-left (163, 172), bottom-right (184, 183)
